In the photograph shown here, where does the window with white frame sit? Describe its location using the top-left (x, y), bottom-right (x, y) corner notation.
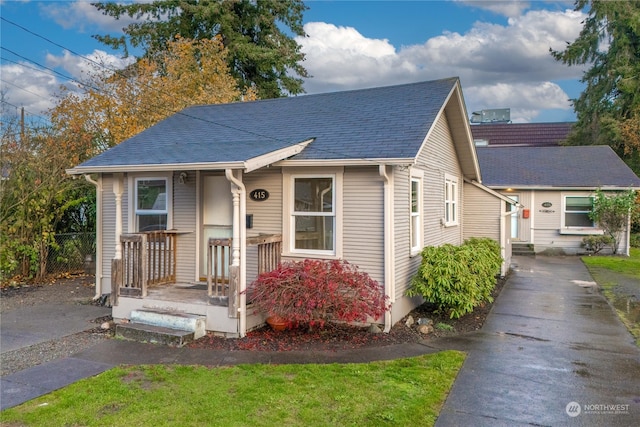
top-left (291, 175), bottom-right (335, 253)
top-left (564, 196), bottom-right (594, 227)
top-left (444, 174), bottom-right (458, 226)
top-left (135, 178), bottom-right (168, 231)
top-left (410, 176), bottom-right (422, 253)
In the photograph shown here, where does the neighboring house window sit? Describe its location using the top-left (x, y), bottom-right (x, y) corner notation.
top-left (135, 178), bottom-right (168, 231)
top-left (564, 196), bottom-right (594, 227)
top-left (410, 175), bottom-right (422, 254)
top-left (291, 175), bottom-right (335, 254)
top-left (444, 174), bottom-right (458, 226)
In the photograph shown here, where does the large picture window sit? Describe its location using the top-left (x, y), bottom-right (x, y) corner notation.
top-left (444, 174), bottom-right (458, 226)
top-left (292, 176), bottom-right (335, 253)
top-left (564, 196), bottom-right (594, 227)
top-left (135, 178), bottom-right (168, 231)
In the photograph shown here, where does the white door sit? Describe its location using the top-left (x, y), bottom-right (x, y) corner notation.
top-left (201, 175), bottom-right (233, 277)
top-left (508, 195), bottom-right (519, 240)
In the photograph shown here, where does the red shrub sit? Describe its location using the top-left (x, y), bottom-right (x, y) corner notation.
top-left (246, 259), bottom-right (389, 328)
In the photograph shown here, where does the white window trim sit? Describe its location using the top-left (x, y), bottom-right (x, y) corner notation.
top-left (128, 174), bottom-right (173, 232)
top-left (410, 170), bottom-right (423, 256)
top-left (282, 168), bottom-right (343, 258)
top-left (560, 193), bottom-right (603, 235)
top-left (444, 173), bottom-right (458, 227)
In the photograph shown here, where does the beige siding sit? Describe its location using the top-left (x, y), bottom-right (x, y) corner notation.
top-left (392, 165), bottom-right (415, 300)
top-left (172, 171), bottom-right (197, 282)
top-left (418, 113), bottom-right (464, 247)
top-left (463, 183), bottom-right (501, 241)
top-left (101, 175), bottom-right (116, 294)
top-left (244, 168), bottom-right (283, 281)
top-left (342, 166), bottom-right (384, 282)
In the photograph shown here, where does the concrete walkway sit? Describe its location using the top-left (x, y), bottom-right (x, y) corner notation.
top-left (2, 256), bottom-right (639, 425)
top-left (434, 256), bottom-right (640, 426)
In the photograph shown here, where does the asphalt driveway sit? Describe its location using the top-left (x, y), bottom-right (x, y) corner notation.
top-left (433, 255), bottom-right (640, 426)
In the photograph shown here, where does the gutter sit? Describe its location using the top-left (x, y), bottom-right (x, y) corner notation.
top-left (379, 165), bottom-right (395, 333)
top-left (84, 174), bottom-right (103, 300)
top-left (225, 169), bottom-right (247, 337)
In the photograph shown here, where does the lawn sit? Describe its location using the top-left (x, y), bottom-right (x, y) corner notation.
top-left (582, 247), bottom-right (640, 345)
top-left (581, 247), bottom-right (640, 278)
top-left (0, 351), bottom-right (465, 427)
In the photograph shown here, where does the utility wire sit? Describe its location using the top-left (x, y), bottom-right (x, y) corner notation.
top-left (0, 17), bottom-right (383, 164)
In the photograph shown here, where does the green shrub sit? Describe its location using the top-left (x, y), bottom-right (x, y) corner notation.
top-left (581, 235), bottom-right (614, 254)
top-left (630, 233), bottom-right (640, 248)
top-left (407, 238), bottom-right (502, 319)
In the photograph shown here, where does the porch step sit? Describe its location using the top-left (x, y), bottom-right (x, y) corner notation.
top-left (115, 308), bottom-right (206, 347)
top-left (116, 322), bottom-right (196, 347)
top-left (512, 243), bottom-right (535, 256)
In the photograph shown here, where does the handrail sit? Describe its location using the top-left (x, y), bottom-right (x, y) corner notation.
top-left (119, 231), bottom-right (177, 298)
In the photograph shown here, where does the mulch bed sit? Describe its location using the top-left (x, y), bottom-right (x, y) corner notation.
top-left (187, 276), bottom-right (506, 352)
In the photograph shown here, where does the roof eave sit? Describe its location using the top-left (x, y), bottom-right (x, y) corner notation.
top-left (66, 161), bottom-right (246, 175)
top-left (244, 138), bottom-right (314, 172)
top-left (275, 158), bottom-right (416, 168)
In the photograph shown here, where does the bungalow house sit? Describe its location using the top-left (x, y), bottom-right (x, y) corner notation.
top-left (476, 145), bottom-right (640, 256)
top-left (67, 77), bottom-right (513, 338)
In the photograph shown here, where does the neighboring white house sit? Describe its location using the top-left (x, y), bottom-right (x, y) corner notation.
top-left (67, 78), bottom-right (511, 337)
top-left (475, 145), bottom-right (640, 255)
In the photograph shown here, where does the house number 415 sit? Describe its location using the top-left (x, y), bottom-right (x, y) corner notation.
top-left (250, 189), bottom-right (269, 202)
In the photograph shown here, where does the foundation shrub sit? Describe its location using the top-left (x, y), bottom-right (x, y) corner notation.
top-left (407, 238), bottom-right (502, 319)
top-left (246, 259), bottom-right (390, 328)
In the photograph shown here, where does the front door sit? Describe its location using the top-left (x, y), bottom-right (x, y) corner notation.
top-left (200, 175), bottom-right (233, 278)
top-left (507, 195), bottom-right (519, 240)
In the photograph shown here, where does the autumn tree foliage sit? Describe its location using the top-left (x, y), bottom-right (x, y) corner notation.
top-left (51, 36), bottom-right (246, 155)
top-left (92, 0), bottom-right (309, 98)
top-left (1, 122), bottom-right (93, 281)
top-left (551, 0), bottom-right (640, 174)
top-left (1, 37), bottom-right (245, 283)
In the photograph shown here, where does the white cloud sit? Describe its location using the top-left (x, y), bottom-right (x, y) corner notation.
top-left (1, 50), bottom-right (134, 117)
top-left (41, 1), bottom-right (138, 33)
top-left (460, 0), bottom-right (532, 18)
top-left (298, 8), bottom-right (587, 122)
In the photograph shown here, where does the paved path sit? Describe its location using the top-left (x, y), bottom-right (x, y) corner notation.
top-left (434, 256), bottom-right (640, 426)
top-left (2, 256), bottom-right (639, 426)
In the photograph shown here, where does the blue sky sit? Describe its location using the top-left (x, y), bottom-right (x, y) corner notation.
top-left (1, 1), bottom-right (587, 124)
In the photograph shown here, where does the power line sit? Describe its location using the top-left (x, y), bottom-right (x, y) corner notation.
top-left (0, 17), bottom-right (382, 164)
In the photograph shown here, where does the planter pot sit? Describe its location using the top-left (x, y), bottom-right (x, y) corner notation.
top-left (266, 315), bottom-right (288, 331)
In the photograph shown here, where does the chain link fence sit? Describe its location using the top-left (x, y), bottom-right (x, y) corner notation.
top-left (47, 232), bottom-right (96, 276)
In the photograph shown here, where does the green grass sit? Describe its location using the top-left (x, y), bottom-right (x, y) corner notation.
top-left (582, 247), bottom-right (640, 346)
top-left (581, 247), bottom-right (640, 279)
top-left (0, 351), bottom-right (465, 427)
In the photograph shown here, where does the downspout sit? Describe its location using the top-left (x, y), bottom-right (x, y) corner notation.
top-left (84, 174), bottom-right (102, 300)
top-left (379, 165), bottom-right (394, 333)
top-left (225, 169), bottom-right (247, 337)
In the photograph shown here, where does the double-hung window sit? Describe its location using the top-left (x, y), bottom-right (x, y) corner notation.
top-left (564, 196), bottom-right (594, 228)
top-left (410, 175), bottom-right (422, 254)
top-left (291, 175), bottom-right (335, 254)
top-left (444, 174), bottom-right (458, 226)
top-left (135, 178), bottom-right (168, 231)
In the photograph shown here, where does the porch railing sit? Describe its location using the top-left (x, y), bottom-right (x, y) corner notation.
top-left (117, 231), bottom-right (177, 299)
top-left (206, 234), bottom-right (281, 317)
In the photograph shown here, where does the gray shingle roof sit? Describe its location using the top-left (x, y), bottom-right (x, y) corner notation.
top-left (470, 122), bottom-right (573, 147)
top-left (74, 78), bottom-right (459, 170)
top-left (477, 146), bottom-right (640, 188)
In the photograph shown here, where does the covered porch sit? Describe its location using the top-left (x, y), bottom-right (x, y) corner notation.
top-left (111, 231), bottom-right (282, 337)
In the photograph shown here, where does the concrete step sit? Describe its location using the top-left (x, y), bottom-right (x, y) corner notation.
top-left (115, 308), bottom-right (206, 347)
top-left (512, 243), bottom-right (535, 256)
top-left (116, 322), bottom-right (195, 347)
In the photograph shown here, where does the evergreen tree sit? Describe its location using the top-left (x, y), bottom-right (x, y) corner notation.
top-left (551, 0), bottom-right (640, 174)
top-left (92, 0), bottom-right (309, 99)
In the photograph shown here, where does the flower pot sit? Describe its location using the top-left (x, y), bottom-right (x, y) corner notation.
top-left (266, 315), bottom-right (288, 331)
